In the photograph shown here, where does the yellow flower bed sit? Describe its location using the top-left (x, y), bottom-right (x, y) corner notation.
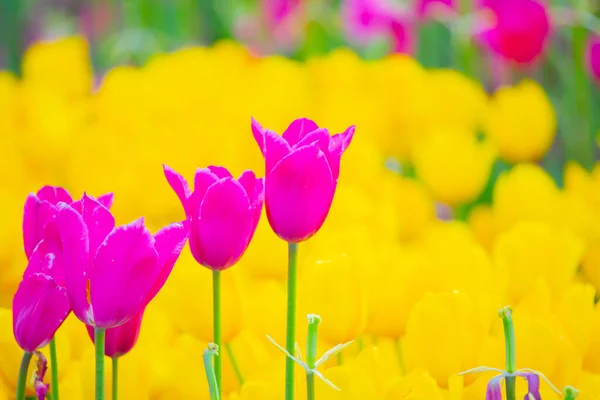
top-left (0, 35), bottom-right (599, 399)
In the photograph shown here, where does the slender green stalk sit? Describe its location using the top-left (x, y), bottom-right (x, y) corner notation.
top-left (500, 307), bottom-right (516, 400)
top-left (225, 342), bottom-right (244, 385)
top-left (564, 386), bottom-right (579, 400)
top-left (112, 357), bottom-right (118, 400)
top-left (395, 340), bottom-right (407, 376)
top-left (50, 337), bottom-right (60, 400)
top-left (306, 374), bottom-right (315, 400)
top-left (306, 315), bottom-right (321, 400)
top-left (0, 0), bottom-right (23, 77)
top-left (213, 270), bottom-right (222, 398)
top-left (203, 344), bottom-right (220, 400)
top-left (285, 243), bottom-right (299, 400)
top-left (95, 328), bottom-right (106, 400)
top-left (16, 352), bottom-right (33, 400)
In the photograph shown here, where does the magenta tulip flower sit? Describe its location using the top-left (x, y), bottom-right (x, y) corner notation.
top-left (13, 239), bottom-right (69, 352)
top-left (86, 310), bottom-right (143, 358)
top-left (587, 35), bottom-right (600, 83)
top-left (251, 118), bottom-right (354, 243)
top-left (342, 0), bottom-right (413, 53)
top-left (263, 0), bottom-right (302, 28)
top-left (55, 195), bottom-right (188, 328)
top-left (478, 0), bottom-right (551, 65)
top-left (163, 165), bottom-right (264, 270)
top-left (23, 186), bottom-right (113, 259)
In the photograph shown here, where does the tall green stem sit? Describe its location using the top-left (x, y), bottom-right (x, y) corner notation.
top-left (0, 0), bottom-right (23, 77)
top-left (225, 343), bottom-right (244, 385)
top-left (306, 315), bottom-right (320, 400)
top-left (16, 352), bottom-right (33, 400)
top-left (285, 243), bottom-right (299, 400)
top-left (50, 337), bottom-right (60, 400)
top-left (500, 307), bottom-right (516, 400)
top-left (564, 386), bottom-right (579, 400)
top-left (203, 344), bottom-right (220, 400)
top-left (112, 357), bottom-right (118, 400)
top-left (95, 327), bottom-right (106, 400)
top-left (213, 270), bottom-right (222, 398)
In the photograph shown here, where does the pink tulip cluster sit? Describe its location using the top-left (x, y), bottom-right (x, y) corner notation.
top-left (11, 117), bottom-right (354, 392)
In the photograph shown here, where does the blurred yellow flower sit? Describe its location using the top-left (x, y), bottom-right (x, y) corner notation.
top-left (413, 128), bottom-right (496, 206)
top-left (484, 80), bottom-right (556, 163)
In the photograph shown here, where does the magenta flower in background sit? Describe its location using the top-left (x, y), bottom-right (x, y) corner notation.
top-left (263, 0), bottom-right (302, 28)
top-left (478, 0), bottom-right (551, 65)
top-left (415, 0), bottom-right (456, 19)
top-left (485, 372), bottom-right (541, 400)
top-left (55, 195), bottom-right (188, 328)
top-left (252, 118), bottom-right (354, 243)
top-left (586, 35), bottom-right (600, 83)
top-left (23, 186), bottom-right (113, 259)
top-left (86, 310), bottom-right (144, 358)
top-left (342, 0), bottom-right (413, 53)
top-left (13, 240), bottom-right (70, 352)
top-left (164, 165), bottom-right (264, 270)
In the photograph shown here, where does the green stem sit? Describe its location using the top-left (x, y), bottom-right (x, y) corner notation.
top-left (50, 337), bottom-right (59, 400)
top-left (306, 374), bottom-right (315, 400)
top-left (225, 342), bottom-right (244, 386)
top-left (16, 352), bottom-right (33, 400)
top-left (213, 270), bottom-right (222, 398)
top-left (203, 344), bottom-right (220, 400)
top-left (95, 327), bottom-right (106, 400)
top-left (285, 243), bottom-right (299, 400)
top-left (306, 315), bottom-right (321, 400)
top-left (395, 340), bottom-right (407, 376)
top-left (564, 386), bottom-right (579, 400)
top-left (500, 307), bottom-right (516, 400)
top-left (112, 357), bottom-right (118, 400)
top-left (0, 0), bottom-right (23, 77)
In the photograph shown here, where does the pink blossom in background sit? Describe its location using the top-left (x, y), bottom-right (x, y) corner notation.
top-left (586, 35), bottom-right (600, 83)
top-left (86, 310), bottom-right (144, 358)
top-left (164, 165), bottom-right (264, 271)
top-left (343, 0), bottom-right (414, 53)
top-left (263, 0), bottom-right (302, 28)
top-left (55, 195), bottom-right (188, 328)
top-left (252, 118), bottom-right (354, 243)
top-left (415, 0), bottom-right (456, 19)
top-left (478, 0), bottom-right (551, 65)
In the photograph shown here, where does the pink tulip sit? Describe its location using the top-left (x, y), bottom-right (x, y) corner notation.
top-left (415, 0), bottom-right (455, 19)
top-left (13, 240), bottom-right (70, 352)
top-left (478, 0), bottom-right (551, 65)
top-left (54, 195), bottom-right (188, 328)
top-left (163, 165), bottom-right (264, 270)
top-left (251, 118), bottom-right (354, 243)
top-left (587, 35), bottom-right (600, 83)
top-left (86, 310), bottom-right (143, 358)
top-left (342, 0), bottom-right (413, 53)
top-left (23, 186), bottom-right (113, 259)
top-left (262, 0), bottom-right (302, 28)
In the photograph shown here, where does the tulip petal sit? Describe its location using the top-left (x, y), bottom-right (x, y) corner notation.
top-left (251, 118), bottom-right (292, 174)
top-left (13, 273), bottom-right (70, 352)
top-left (282, 118), bottom-right (320, 146)
top-left (55, 203), bottom-right (92, 324)
top-left (87, 309), bottom-right (144, 358)
top-left (238, 171), bottom-right (265, 233)
top-left (96, 193), bottom-right (114, 210)
top-left (192, 178), bottom-right (253, 269)
top-left (517, 372), bottom-right (541, 400)
top-left (23, 194), bottom-right (56, 259)
top-left (77, 194), bottom-right (116, 258)
top-left (146, 221), bottom-right (189, 302)
top-left (327, 125), bottom-right (356, 182)
top-left (266, 143), bottom-right (335, 242)
top-left (486, 375), bottom-right (505, 400)
top-left (164, 164), bottom-right (193, 217)
top-left (207, 166), bottom-right (233, 179)
top-left (294, 128), bottom-right (331, 152)
top-left (24, 239), bottom-right (66, 287)
top-left (191, 168), bottom-right (220, 216)
top-left (90, 219), bottom-right (160, 327)
top-left (37, 186), bottom-right (73, 205)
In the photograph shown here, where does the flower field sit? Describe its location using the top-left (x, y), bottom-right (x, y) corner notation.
top-left (1, 1), bottom-right (600, 399)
